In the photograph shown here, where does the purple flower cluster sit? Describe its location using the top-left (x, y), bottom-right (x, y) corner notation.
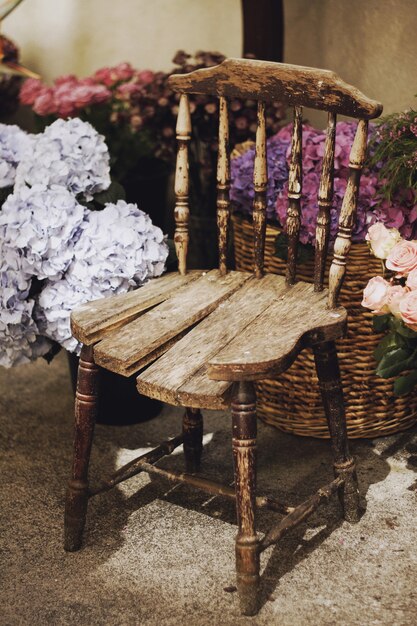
top-left (231, 120), bottom-right (417, 245)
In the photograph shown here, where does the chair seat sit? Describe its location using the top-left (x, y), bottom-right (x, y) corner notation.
top-left (71, 270), bottom-right (347, 410)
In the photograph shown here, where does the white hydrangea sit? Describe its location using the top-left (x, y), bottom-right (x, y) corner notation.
top-left (0, 267), bottom-right (51, 367)
top-left (0, 123), bottom-right (33, 188)
top-left (37, 200), bottom-right (168, 353)
top-left (14, 118), bottom-right (111, 199)
top-left (0, 184), bottom-right (86, 280)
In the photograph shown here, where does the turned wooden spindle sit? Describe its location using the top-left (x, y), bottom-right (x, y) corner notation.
top-left (217, 97), bottom-right (231, 276)
top-left (252, 101), bottom-right (268, 279)
top-left (64, 344), bottom-right (99, 551)
top-left (314, 111), bottom-right (336, 292)
top-left (174, 94), bottom-right (192, 275)
top-left (328, 119), bottom-right (368, 308)
top-left (286, 106), bottom-right (303, 285)
top-left (231, 381), bottom-right (259, 616)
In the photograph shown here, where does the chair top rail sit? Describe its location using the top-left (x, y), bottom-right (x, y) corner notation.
top-left (167, 58), bottom-right (382, 120)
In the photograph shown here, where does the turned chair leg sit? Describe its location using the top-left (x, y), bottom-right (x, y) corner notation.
top-left (231, 381), bottom-right (260, 616)
top-left (64, 344), bottom-right (99, 551)
top-left (182, 407), bottom-right (203, 473)
top-left (313, 340), bottom-right (360, 523)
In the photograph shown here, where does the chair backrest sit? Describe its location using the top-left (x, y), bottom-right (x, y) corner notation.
top-left (167, 58), bottom-right (382, 308)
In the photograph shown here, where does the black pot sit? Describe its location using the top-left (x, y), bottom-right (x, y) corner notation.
top-left (67, 352), bottom-right (162, 426)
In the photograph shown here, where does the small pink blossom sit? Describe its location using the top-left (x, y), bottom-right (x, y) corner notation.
top-left (136, 70), bottom-right (155, 85)
top-left (33, 89), bottom-right (56, 115)
top-left (20, 79), bottom-right (45, 106)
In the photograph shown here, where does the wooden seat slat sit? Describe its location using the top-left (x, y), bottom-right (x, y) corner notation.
top-left (70, 271), bottom-right (203, 345)
top-left (93, 270), bottom-right (251, 376)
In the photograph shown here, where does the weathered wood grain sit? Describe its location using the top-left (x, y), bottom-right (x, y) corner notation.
top-left (328, 119), bottom-right (368, 308)
top-left (286, 106), bottom-right (303, 285)
top-left (314, 111), bottom-right (336, 291)
top-left (217, 96), bottom-right (230, 276)
top-left (93, 270), bottom-right (251, 376)
top-left (167, 58), bottom-right (382, 119)
top-left (71, 272), bottom-right (202, 345)
top-left (136, 274), bottom-right (287, 409)
top-left (253, 101), bottom-right (268, 278)
top-left (174, 94), bottom-right (192, 275)
top-left (208, 280), bottom-right (347, 381)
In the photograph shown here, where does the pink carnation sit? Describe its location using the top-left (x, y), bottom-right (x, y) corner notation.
top-left (136, 70), bottom-right (155, 85)
top-left (20, 79), bottom-right (44, 105)
top-left (33, 89), bottom-right (56, 115)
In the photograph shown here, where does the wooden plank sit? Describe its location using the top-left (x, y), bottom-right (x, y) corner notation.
top-left (70, 271), bottom-right (202, 345)
top-left (137, 274), bottom-right (288, 408)
top-left (93, 270), bottom-right (251, 376)
top-left (167, 58), bottom-right (383, 120)
top-left (208, 281), bottom-right (347, 381)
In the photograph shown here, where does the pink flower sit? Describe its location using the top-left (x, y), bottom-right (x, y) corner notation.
top-left (387, 285), bottom-right (407, 318)
top-left (72, 84), bottom-right (111, 108)
top-left (406, 268), bottom-right (417, 290)
top-left (136, 70), bottom-right (155, 85)
top-left (399, 290), bottom-right (417, 330)
top-left (386, 240), bottom-right (417, 276)
top-left (362, 276), bottom-right (390, 313)
top-left (365, 223), bottom-right (401, 259)
top-left (53, 74), bottom-right (77, 87)
top-left (20, 79), bottom-right (44, 105)
top-left (33, 89), bottom-right (56, 115)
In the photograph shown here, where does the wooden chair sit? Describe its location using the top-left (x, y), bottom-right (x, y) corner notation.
top-left (64, 59), bottom-right (382, 616)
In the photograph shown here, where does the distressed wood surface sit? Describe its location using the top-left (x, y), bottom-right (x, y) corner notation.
top-left (232, 381), bottom-right (260, 616)
top-left (328, 119), bottom-right (368, 308)
top-left (93, 270), bottom-right (250, 376)
top-left (314, 111), bottom-right (336, 291)
top-left (217, 96), bottom-right (230, 276)
top-left (208, 280), bottom-right (347, 381)
top-left (253, 101), bottom-right (268, 278)
top-left (167, 58), bottom-right (382, 119)
top-left (136, 274), bottom-right (286, 408)
top-left (71, 272), bottom-right (202, 345)
top-left (174, 94), bottom-right (192, 275)
top-left (286, 106), bottom-right (303, 285)
top-left (64, 344), bottom-right (98, 551)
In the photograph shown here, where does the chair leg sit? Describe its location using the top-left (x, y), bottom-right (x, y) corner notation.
top-left (64, 344), bottom-right (99, 551)
top-left (231, 381), bottom-right (260, 616)
top-left (313, 340), bottom-right (360, 523)
top-left (182, 407), bottom-right (203, 473)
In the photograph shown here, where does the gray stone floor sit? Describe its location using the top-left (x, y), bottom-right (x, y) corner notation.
top-left (1, 352), bottom-right (417, 625)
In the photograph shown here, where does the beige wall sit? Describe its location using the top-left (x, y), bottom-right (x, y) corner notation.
top-left (285, 0), bottom-right (417, 126)
top-left (5, 0), bottom-right (243, 79)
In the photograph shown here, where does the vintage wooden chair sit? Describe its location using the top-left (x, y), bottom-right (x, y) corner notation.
top-left (64, 59), bottom-right (382, 615)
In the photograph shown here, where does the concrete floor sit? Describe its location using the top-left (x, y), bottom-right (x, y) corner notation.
top-left (1, 352), bottom-right (417, 626)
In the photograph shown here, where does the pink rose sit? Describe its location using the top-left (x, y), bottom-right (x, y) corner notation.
top-left (113, 62), bottom-right (134, 82)
top-left (33, 89), bottom-right (56, 115)
top-left (136, 70), bottom-right (155, 85)
top-left (406, 268), bottom-right (417, 290)
top-left (386, 240), bottom-right (417, 276)
top-left (386, 285), bottom-right (407, 318)
top-left (362, 276), bottom-right (390, 313)
top-left (365, 222), bottom-right (401, 259)
top-left (20, 78), bottom-right (44, 105)
top-left (399, 291), bottom-right (417, 330)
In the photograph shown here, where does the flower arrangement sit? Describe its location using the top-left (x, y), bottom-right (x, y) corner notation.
top-left (0, 118), bottom-right (168, 367)
top-left (230, 119), bottom-right (417, 247)
top-left (362, 223), bottom-right (417, 395)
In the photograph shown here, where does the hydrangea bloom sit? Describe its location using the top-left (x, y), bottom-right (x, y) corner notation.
top-left (14, 118), bottom-right (111, 199)
top-left (0, 184), bottom-right (85, 280)
top-left (37, 200), bottom-right (169, 353)
top-left (0, 123), bottom-right (33, 188)
top-left (0, 267), bottom-right (51, 367)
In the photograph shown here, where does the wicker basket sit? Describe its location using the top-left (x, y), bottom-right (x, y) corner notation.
top-left (232, 213), bottom-right (417, 438)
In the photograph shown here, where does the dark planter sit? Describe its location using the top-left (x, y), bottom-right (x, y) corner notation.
top-left (67, 352), bottom-right (162, 426)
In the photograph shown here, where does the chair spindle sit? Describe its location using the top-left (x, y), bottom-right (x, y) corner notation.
top-left (328, 119), bottom-right (368, 308)
top-left (314, 112), bottom-right (336, 291)
top-left (253, 101), bottom-right (268, 279)
top-left (217, 97), bottom-right (230, 276)
top-left (286, 106), bottom-right (303, 285)
top-left (174, 94), bottom-right (192, 275)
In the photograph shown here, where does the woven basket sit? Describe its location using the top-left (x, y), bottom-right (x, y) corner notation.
top-left (232, 213), bottom-right (417, 438)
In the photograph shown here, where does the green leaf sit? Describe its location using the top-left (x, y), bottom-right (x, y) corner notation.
top-left (274, 233), bottom-right (314, 265)
top-left (376, 348), bottom-right (415, 378)
top-left (372, 314), bottom-right (391, 333)
top-left (393, 371), bottom-right (417, 396)
top-left (373, 332), bottom-right (406, 362)
top-left (389, 317), bottom-right (417, 338)
top-left (93, 180), bottom-right (126, 206)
